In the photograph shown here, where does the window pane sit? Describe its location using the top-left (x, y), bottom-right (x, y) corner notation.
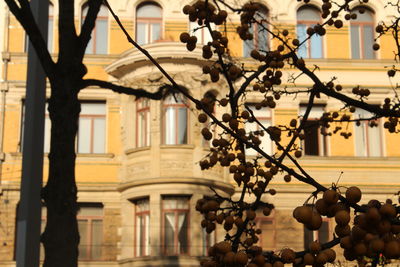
top-left (319, 221), bottom-right (329, 244)
top-left (78, 206), bottom-right (103, 216)
top-left (151, 23), bottom-right (161, 43)
top-left (310, 34), bottom-right (322, 58)
top-left (297, 7), bottom-right (320, 21)
top-left (96, 20), bottom-right (108, 54)
top-left (164, 108), bottom-right (176, 144)
top-left (48, 18), bottom-right (53, 52)
top-left (164, 213), bottom-right (175, 254)
top-left (78, 220), bottom-right (88, 260)
top-left (257, 22), bottom-right (268, 52)
top-left (363, 25), bottom-right (374, 59)
top-left (351, 25), bottom-right (360, 59)
top-left (91, 220), bottom-right (103, 260)
top-left (145, 214), bottom-right (150, 255)
top-left (259, 220), bottom-right (274, 251)
top-left (259, 119), bottom-right (272, 154)
top-left (368, 124), bottom-right (381, 156)
top-left (163, 196), bottom-right (189, 209)
top-left (137, 23), bottom-right (147, 45)
top-left (178, 213), bottom-right (188, 254)
top-left (297, 24), bottom-right (308, 58)
top-left (303, 227), bottom-right (314, 250)
top-left (44, 116), bottom-right (51, 153)
top-left (93, 118), bottom-right (105, 153)
top-left (354, 122), bottom-right (367, 156)
top-left (136, 216), bottom-right (143, 256)
top-left (245, 121), bottom-right (258, 156)
top-left (137, 4), bottom-right (162, 18)
top-left (177, 108), bottom-right (187, 144)
top-left (81, 103), bottom-right (105, 115)
top-left (78, 117), bottom-right (91, 153)
top-left (304, 121), bottom-right (319, 156)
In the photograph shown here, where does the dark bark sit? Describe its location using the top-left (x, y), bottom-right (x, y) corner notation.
top-left (41, 76), bottom-right (82, 267)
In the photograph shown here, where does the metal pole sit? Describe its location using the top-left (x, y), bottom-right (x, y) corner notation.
top-left (15, 0), bottom-right (48, 266)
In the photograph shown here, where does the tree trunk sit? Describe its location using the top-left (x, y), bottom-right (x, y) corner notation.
top-left (41, 81), bottom-right (81, 267)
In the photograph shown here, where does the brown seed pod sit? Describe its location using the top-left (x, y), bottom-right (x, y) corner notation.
top-left (345, 186), bottom-right (362, 204)
top-left (369, 238), bottom-right (384, 253)
top-left (323, 190), bottom-right (339, 205)
top-left (246, 209), bottom-right (256, 220)
top-left (323, 248), bottom-right (336, 262)
top-left (198, 113), bottom-right (207, 123)
top-left (263, 207), bottom-right (272, 216)
top-left (273, 261), bottom-right (284, 267)
top-left (309, 241), bottom-right (321, 254)
top-left (294, 206), bottom-right (312, 224)
top-left (253, 254), bottom-right (265, 265)
top-left (306, 212), bottom-right (322, 230)
top-left (335, 210), bottom-right (350, 226)
top-left (315, 199), bottom-right (329, 216)
top-left (335, 224), bottom-right (351, 237)
top-left (234, 251), bottom-right (248, 265)
top-left (354, 242), bottom-right (367, 256)
top-left (340, 236), bottom-right (353, 249)
top-left (215, 241), bottom-right (232, 254)
top-left (366, 207), bottom-right (381, 224)
top-left (303, 253), bottom-right (314, 265)
top-left (379, 203), bottom-right (396, 218)
top-left (180, 32), bottom-right (191, 43)
top-left (281, 248), bottom-right (296, 263)
top-left (377, 219), bottom-right (391, 235)
top-left (223, 251), bottom-right (235, 264)
top-left (315, 252), bottom-right (327, 265)
top-left (351, 225), bottom-right (366, 241)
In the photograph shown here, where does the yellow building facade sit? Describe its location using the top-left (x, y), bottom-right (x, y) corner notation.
top-left (0, 0), bottom-right (399, 266)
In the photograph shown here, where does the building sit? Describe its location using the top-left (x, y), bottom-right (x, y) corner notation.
top-left (0, 0), bottom-right (399, 266)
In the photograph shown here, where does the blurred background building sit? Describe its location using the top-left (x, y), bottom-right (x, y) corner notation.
top-left (0, 0), bottom-right (399, 266)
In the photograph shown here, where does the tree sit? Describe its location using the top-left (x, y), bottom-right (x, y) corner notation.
top-left (4, 0), bottom-right (166, 266)
top-left (106, 0), bottom-right (400, 266)
top-left (6, 0), bottom-right (400, 266)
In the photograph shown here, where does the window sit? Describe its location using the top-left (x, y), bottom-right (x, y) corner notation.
top-left (136, 99), bottom-right (150, 147)
top-left (77, 102), bottom-right (106, 153)
top-left (202, 228), bottom-right (216, 256)
top-left (82, 4), bottom-right (109, 54)
top-left (245, 105), bottom-right (273, 156)
top-left (39, 204), bottom-right (104, 261)
top-left (24, 3), bottom-right (54, 53)
top-left (77, 205), bottom-right (104, 260)
top-left (21, 102), bottom-right (106, 154)
top-left (350, 7), bottom-right (375, 59)
top-left (354, 109), bottom-right (383, 157)
top-left (243, 6), bottom-right (269, 57)
top-left (256, 215), bottom-right (275, 251)
top-left (189, 21), bottom-right (214, 45)
top-left (136, 2), bottom-right (162, 45)
top-left (135, 199), bottom-right (150, 257)
top-left (299, 105), bottom-right (327, 156)
top-left (162, 94), bottom-right (189, 145)
top-left (162, 196), bottom-right (190, 255)
top-left (297, 6), bottom-right (323, 59)
top-left (304, 220), bottom-right (329, 249)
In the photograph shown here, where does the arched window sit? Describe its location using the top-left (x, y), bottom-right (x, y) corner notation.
top-left (136, 2), bottom-right (162, 45)
top-left (162, 93), bottom-right (188, 145)
top-left (350, 7), bottom-right (375, 59)
top-left (136, 99), bottom-right (151, 147)
top-left (82, 4), bottom-right (109, 54)
top-left (243, 6), bottom-right (269, 57)
top-left (297, 6), bottom-right (323, 59)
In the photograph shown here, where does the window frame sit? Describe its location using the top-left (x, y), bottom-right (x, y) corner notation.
top-left (136, 2), bottom-right (163, 45)
top-left (161, 196), bottom-right (191, 256)
top-left (136, 99), bottom-right (151, 148)
top-left (81, 4), bottom-right (109, 54)
top-left (255, 211), bottom-right (275, 251)
top-left (134, 198), bottom-right (150, 257)
top-left (296, 6), bottom-right (323, 59)
top-left (354, 109), bottom-right (384, 157)
top-left (245, 104), bottom-right (273, 156)
top-left (350, 7), bottom-right (375, 59)
top-left (162, 94), bottom-right (189, 145)
top-left (243, 6), bottom-right (269, 57)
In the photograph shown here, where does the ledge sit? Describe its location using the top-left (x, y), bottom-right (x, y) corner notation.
top-left (117, 176), bottom-right (234, 195)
